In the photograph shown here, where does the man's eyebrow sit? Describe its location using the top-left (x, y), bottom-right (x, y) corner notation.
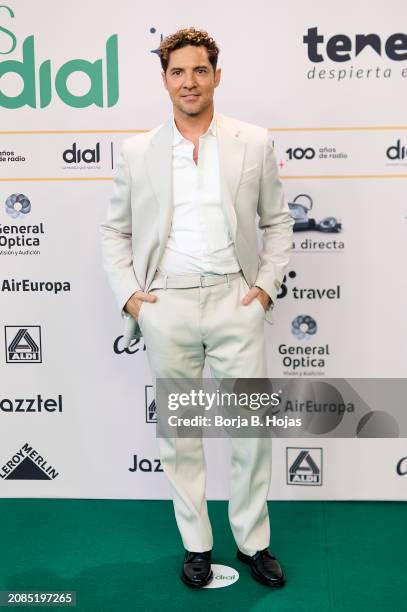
top-left (169, 65), bottom-right (209, 71)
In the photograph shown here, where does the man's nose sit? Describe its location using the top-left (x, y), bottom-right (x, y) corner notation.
top-left (182, 73), bottom-right (197, 89)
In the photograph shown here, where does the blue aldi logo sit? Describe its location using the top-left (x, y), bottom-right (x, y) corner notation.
top-left (5, 326), bottom-right (42, 363)
top-left (286, 447), bottom-right (322, 486)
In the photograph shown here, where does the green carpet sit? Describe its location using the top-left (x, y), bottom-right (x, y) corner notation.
top-left (0, 500), bottom-right (405, 611)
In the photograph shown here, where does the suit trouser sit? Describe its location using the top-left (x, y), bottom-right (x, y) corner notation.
top-left (137, 272), bottom-right (271, 556)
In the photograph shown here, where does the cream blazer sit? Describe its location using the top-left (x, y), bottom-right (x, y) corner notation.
top-left (100, 112), bottom-right (294, 348)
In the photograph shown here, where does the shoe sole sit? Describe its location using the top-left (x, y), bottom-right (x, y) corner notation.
top-left (237, 551), bottom-right (286, 588)
top-left (180, 569), bottom-right (214, 589)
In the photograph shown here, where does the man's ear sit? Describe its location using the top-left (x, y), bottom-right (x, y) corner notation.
top-left (161, 70), bottom-right (168, 91)
top-left (214, 67), bottom-right (221, 88)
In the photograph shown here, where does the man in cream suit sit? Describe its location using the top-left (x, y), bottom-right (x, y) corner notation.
top-left (100, 27), bottom-right (293, 588)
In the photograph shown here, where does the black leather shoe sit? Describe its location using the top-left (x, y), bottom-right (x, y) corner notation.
top-left (237, 547), bottom-right (285, 587)
top-left (181, 550), bottom-right (213, 588)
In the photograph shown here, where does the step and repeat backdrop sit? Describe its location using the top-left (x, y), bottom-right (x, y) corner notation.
top-left (1, 0), bottom-right (406, 500)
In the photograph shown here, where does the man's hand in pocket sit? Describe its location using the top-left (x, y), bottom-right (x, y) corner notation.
top-left (124, 291), bottom-right (157, 320)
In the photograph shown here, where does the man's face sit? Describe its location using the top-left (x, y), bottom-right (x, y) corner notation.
top-left (162, 45), bottom-right (221, 117)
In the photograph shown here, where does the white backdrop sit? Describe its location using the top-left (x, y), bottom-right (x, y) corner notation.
top-left (1, 0), bottom-right (406, 500)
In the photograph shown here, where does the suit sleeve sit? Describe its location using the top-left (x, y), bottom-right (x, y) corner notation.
top-left (99, 142), bottom-right (141, 318)
top-left (254, 130), bottom-right (294, 307)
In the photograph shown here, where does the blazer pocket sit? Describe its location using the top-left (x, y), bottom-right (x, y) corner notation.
top-left (239, 165), bottom-right (259, 186)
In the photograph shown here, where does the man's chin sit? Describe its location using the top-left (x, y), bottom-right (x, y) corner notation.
top-left (178, 102), bottom-right (206, 117)
top-left (184, 110), bottom-right (201, 117)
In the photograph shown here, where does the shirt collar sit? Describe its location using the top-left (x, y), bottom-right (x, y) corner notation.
top-left (172, 111), bottom-right (217, 145)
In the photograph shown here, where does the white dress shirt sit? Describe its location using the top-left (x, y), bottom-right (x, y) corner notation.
top-left (157, 111), bottom-right (241, 276)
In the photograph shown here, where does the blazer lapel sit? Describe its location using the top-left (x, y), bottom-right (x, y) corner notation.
top-left (216, 113), bottom-right (246, 240)
top-left (144, 119), bottom-right (174, 288)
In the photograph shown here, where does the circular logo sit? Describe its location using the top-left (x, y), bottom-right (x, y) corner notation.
top-left (5, 193), bottom-right (31, 219)
top-left (291, 314), bottom-right (317, 340)
top-left (356, 411), bottom-right (399, 437)
top-left (203, 564), bottom-right (239, 589)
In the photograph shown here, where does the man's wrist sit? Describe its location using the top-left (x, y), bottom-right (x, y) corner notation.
top-left (254, 285), bottom-right (273, 309)
top-left (123, 290), bottom-right (141, 316)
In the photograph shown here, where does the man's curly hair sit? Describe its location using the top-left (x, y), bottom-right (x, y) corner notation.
top-left (158, 27), bottom-right (220, 73)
